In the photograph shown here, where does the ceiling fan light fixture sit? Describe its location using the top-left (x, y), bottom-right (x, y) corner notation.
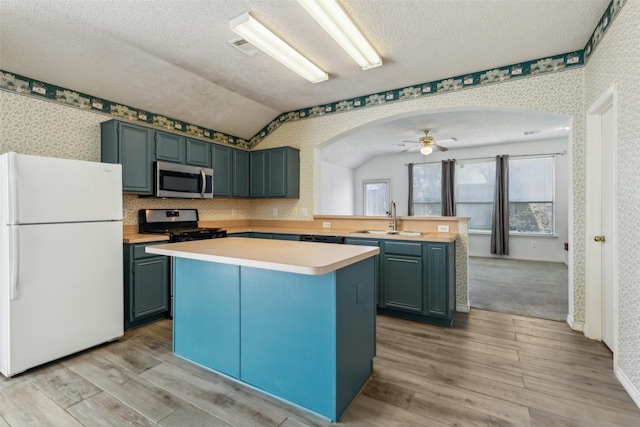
top-left (230, 12), bottom-right (329, 83)
top-left (420, 145), bottom-right (433, 155)
top-left (297, 0), bottom-right (381, 70)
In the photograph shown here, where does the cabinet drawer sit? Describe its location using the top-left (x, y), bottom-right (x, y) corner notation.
top-left (132, 243), bottom-right (165, 259)
top-left (383, 241), bottom-right (422, 256)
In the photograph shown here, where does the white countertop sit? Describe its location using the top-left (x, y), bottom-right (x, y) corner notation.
top-left (145, 237), bottom-right (380, 275)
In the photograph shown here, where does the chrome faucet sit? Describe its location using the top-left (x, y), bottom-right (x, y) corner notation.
top-left (389, 201), bottom-right (398, 231)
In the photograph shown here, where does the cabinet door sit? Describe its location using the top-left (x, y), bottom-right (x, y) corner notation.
top-left (232, 149), bottom-right (250, 197)
top-left (345, 238), bottom-right (381, 306)
top-left (119, 123), bottom-right (153, 194)
top-left (250, 151), bottom-right (268, 197)
top-left (185, 138), bottom-right (212, 167)
top-left (426, 243), bottom-right (449, 318)
top-left (268, 148), bottom-right (287, 197)
top-left (382, 254), bottom-right (423, 312)
top-left (155, 131), bottom-right (185, 163)
top-left (132, 257), bottom-right (169, 321)
top-left (212, 144), bottom-right (232, 196)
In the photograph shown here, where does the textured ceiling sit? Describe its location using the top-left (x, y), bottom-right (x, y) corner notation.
top-left (0, 0), bottom-right (608, 163)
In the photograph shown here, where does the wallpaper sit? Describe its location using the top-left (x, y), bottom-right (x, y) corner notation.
top-left (584, 0), bottom-right (640, 398)
top-left (0, 91), bottom-right (251, 223)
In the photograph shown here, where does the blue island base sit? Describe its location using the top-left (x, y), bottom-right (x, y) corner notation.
top-left (172, 256), bottom-right (376, 422)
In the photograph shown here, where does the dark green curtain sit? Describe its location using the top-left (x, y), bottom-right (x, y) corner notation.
top-left (441, 159), bottom-right (456, 216)
top-left (491, 155), bottom-right (509, 255)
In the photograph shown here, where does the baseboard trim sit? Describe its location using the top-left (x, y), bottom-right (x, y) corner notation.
top-left (457, 304), bottom-right (470, 313)
top-left (615, 366), bottom-right (640, 409)
top-left (567, 314), bottom-right (584, 331)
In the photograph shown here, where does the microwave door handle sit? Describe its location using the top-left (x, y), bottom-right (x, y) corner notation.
top-left (200, 168), bottom-right (205, 198)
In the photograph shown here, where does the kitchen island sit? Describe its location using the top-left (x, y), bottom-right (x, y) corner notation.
top-left (146, 237), bottom-right (379, 422)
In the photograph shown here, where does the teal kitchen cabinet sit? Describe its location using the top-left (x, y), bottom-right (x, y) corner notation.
top-left (378, 240), bottom-right (456, 326)
top-left (381, 241), bottom-right (423, 313)
top-left (268, 147), bottom-right (299, 198)
top-left (212, 144), bottom-right (232, 196)
top-left (101, 120), bottom-right (154, 194)
top-left (345, 237), bottom-right (381, 306)
top-left (425, 242), bottom-right (456, 320)
top-left (272, 233), bottom-right (301, 241)
top-left (250, 147), bottom-right (300, 198)
top-left (155, 131), bottom-right (185, 164)
top-left (186, 138), bottom-right (212, 168)
top-left (123, 242), bottom-right (170, 330)
top-left (250, 150), bottom-right (268, 197)
top-left (250, 232), bottom-right (273, 239)
top-left (212, 145), bottom-right (250, 197)
top-left (232, 149), bottom-right (250, 197)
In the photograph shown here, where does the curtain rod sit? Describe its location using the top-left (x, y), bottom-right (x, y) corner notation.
top-left (404, 150), bottom-right (567, 166)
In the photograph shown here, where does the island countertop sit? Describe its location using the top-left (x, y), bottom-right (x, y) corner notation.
top-left (146, 237), bottom-right (380, 275)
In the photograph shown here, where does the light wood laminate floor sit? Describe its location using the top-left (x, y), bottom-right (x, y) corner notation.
top-left (1, 309), bottom-right (639, 426)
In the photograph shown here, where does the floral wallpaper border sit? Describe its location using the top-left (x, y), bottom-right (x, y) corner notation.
top-left (0, 0), bottom-right (625, 150)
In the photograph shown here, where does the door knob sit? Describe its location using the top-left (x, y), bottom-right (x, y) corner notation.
top-left (594, 235), bottom-right (606, 242)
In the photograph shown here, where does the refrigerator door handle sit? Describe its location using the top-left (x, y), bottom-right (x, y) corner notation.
top-left (7, 152), bottom-right (17, 224)
top-left (9, 227), bottom-right (19, 300)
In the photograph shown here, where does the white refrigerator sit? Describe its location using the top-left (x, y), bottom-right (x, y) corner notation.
top-left (0, 152), bottom-right (124, 377)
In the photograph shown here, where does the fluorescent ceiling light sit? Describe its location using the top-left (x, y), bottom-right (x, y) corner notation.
top-left (230, 12), bottom-right (328, 83)
top-left (297, 0), bottom-right (381, 70)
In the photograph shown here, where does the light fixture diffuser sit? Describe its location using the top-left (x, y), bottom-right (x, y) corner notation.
top-left (230, 12), bottom-right (328, 83)
top-left (420, 146), bottom-right (433, 155)
top-left (297, 0), bottom-right (381, 70)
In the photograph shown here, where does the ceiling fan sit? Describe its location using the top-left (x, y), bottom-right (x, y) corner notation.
top-left (401, 130), bottom-right (457, 155)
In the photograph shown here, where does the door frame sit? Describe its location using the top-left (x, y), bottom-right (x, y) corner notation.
top-left (584, 84), bottom-right (618, 359)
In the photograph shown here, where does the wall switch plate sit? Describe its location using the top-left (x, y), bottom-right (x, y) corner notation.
top-left (438, 225), bottom-right (450, 232)
top-left (323, 222), bottom-right (331, 229)
top-left (301, 207), bottom-right (308, 216)
top-left (272, 208), bottom-right (278, 216)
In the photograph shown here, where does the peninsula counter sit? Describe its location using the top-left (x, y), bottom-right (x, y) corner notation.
top-left (146, 237), bottom-right (380, 422)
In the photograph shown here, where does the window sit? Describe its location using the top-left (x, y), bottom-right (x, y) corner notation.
top-left (509, 157), bottom-right (554, 234)
top-left (409, 156), bottom-right (556, 234)
top-left (363, 179), bottom-right (390, 216)
top-left (411, 163), bottom-right (441, 216)
top-left (456, 161), bottom-right (495, 232)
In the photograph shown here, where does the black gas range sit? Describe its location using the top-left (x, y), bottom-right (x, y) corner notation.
top-left (138, 209), bottom-right (227, 242)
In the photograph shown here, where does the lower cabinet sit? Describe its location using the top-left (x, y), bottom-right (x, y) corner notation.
top-left (354, 238), bottom-right (456, 326)
top-left (124, 242), bottom-right (170, 330)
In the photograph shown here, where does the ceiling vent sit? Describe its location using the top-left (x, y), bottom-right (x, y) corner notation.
top-left (228, 37), bottom-right (260, 57)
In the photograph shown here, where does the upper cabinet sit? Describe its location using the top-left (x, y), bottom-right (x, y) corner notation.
top-left (185, 138), bottom-right (212, 168)
top-left (250, 147), bottom-right (300, 198)
top-left (155, 131), bottom-right (185, 164)
top-left (102, 120), bottom-right (296, 198)
top-left (101, 120), bottom-right (154, 195)
top-left (232, 149), bottom-right (250, 197)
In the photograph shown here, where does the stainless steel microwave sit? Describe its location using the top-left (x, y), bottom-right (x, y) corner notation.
top-left (154, 161), bottom-right (213, 199)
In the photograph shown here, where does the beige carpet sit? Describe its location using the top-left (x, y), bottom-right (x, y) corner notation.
top-left (468, 256), bottom-right (568, 321)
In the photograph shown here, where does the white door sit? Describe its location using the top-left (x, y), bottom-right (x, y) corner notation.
top-left (600, 104), bottom-right (615, 350)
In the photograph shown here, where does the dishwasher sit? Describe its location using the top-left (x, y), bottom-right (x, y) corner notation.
top-left (299, 234), bottom-right (345, 244)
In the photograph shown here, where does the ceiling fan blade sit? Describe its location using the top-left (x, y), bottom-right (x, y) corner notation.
top-left (434, 137), bottom-right (457, 144)
top-left (401, 145), bottom-right (420, 153)
top-left (432, 143), bottom-right (448, 152)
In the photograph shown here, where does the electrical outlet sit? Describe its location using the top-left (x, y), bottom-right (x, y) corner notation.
top-left (323, 222), bottom-right (331, 229)
top-left (531, 241), bottom-right (536, 248)
top-left (301, 207), bottom-right (308, 216)
top-left (272, 208), bottom-right (278, 216)
top-left (231, 208), bottom-right (236, 216)
top-left (438, 225), bottom-right (450, 232)
top-left (293, 208), bottom-right (298, 216)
